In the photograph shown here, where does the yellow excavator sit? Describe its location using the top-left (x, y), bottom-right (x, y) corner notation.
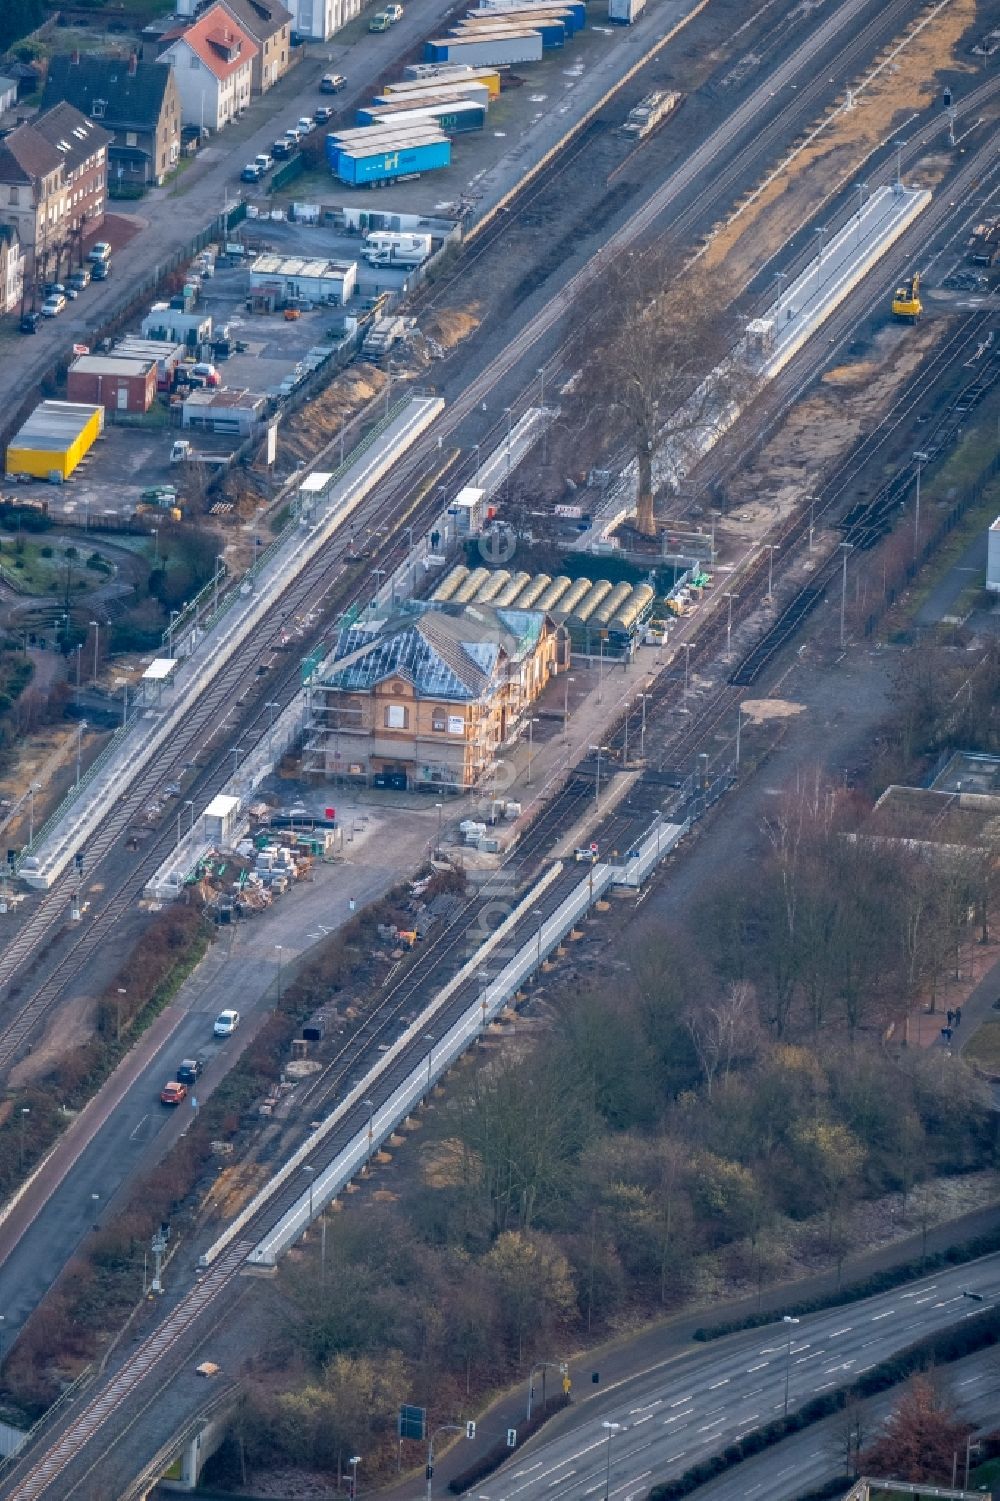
top-left (891, 271), bottom-right (922, 322)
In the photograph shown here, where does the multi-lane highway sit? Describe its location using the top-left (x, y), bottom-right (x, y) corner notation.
top-left (480, 1257), bottom-right (1000, 1501)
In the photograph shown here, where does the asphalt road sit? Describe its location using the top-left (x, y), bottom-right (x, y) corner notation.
top-left (479, 1257), bottom-right (1000, 1501)
top-left (694, 1343), bottom-right (1000, 1501)
top-left (0, 838), bottom-right (428, 1351)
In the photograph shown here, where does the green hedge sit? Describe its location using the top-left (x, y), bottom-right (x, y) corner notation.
top-left (691, 1228), bottom-right (1000, 1342)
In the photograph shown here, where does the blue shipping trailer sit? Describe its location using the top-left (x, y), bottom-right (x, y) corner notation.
top-left (453, 15), bottom-right (566, 43)
top-left (467, 2), bottom-right (585, 30)
top-left (331, 136), bottom-right (452, 185)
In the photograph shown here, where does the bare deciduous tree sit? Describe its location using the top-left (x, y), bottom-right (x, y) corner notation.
top-left (565, 248), bottom-right (760, 536)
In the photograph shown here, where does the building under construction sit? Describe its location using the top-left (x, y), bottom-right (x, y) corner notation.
top-left (432, 566), bottom-right (655, 657)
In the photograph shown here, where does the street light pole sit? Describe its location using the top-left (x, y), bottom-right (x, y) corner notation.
top-left (724, 592), bottom-right (736, 658)
top-left (839, 543), bottom-right (854, 650)
top-left (19, 1106), bottom-right (29, 1174)
top-left (275, 944), bottom-right (283, 1003)
top-left (766, 544), bottom-right (778, 600)
top-left (302, 1164), bottom-right (315, 1223)
top-left (563, 674), bottom-right (575, 741)
top-left (602, 1421), bottom-right (621, 1501)
top-left (682, 642), bottom-right (692, 704)
top-left (783, 1315), bottom-right (800, 1417)
top-left (913, 450), bottom-right (929, 559)
top-left (526, 715), bottom-right (537, 785)
top-left (75, 720), bottom-right (86, 788)
top-left (348, 1454), bottom-right (361, 1501)
top-left (89, 619), bottom-right (99, 685)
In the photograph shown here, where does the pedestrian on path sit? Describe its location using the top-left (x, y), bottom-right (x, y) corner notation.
top-left (955, 1007), bottom-right (962, 1027)
top-left (947, 1009), bottom-right (954, 1026)
top-left (941, 1026), bottom-right (953, 1044)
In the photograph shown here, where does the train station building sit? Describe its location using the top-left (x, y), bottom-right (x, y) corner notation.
top-left (304, 598), bottom-right (566, 790)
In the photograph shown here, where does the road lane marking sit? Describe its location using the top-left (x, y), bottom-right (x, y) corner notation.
top-left (914, 1295), bottom-right (935, 1304)
top-left (699, 1417), bottom-right (725, 1431)
top-left (828, 1327), bottom-right (852, 1338)
top-left (631, 1414), bottom-right (655, 1426)
top-left (550, 1473), bottom-right (574, 1486)
top-left (871, 1310), bottom-right (895, 1320)
top-left (747, 1361), bottom-right (769, 1372)
top-left (935, 1296), bottom-right (964, 1308)
top-left (129, 1114), bottom-right (149, 1140)
top-left (663, 1410), bottom-right (693, 1425)
top-left (901, 1285), bottom-right (936, 1298)
top-left (664, 1453), bottom-right (686, 1463)
top-left (514, 1466), bottom-right (542, 1476)
top-left (708, 1378), bottom-right (730, 1388)
top-left (670, 1395), bottom-right (693, 1407)
top-left (629, 1400), bottom-right (662, 1414)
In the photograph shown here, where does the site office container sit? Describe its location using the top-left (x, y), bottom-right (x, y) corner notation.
top-left (361, 100), bottom-right (487, 132)
top-left (452, 14), bottom-right (566, 44)
top-left (608, 0), bottom-right (646, 22)
top-left (6, 401), bottom-right (104, 481)
top-left (424, 30), bottom-right (544, 64)
top-left (465, 2), bottom-right (584, 31)
top-left (333, 135), bottom-right (452, 185)
top-left (67, 355), bottom-right (157, 414)
top-left (401, 63), bottom-right (502, 96)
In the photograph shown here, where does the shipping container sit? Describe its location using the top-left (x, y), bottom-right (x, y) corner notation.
top-left (452, 14), bottom-right (566, 44)
top-left (608, 0), bottom-right (646, 23)
top-left (375, 82), bottom-right (492, 111)
top-left (328, 120), bottom-right (449, 148)
top-left (360, 100), bottom-right (487, 132)
top-left (67, 354), bottom-right (157, 415)
top-left (424, 30), bottom-right (544, 64)
top-left (6, 400), bottom-right (104, 481)
top-left (465, 2), bottom-right (584, 31)
top-left (401, 63), bottom-right (502, 95)
top-left (330, 133), bottom-right (452, 186)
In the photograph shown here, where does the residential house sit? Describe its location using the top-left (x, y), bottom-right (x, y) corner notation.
top-left (0, 226), bottom-right (24, 314)
top-left (0, 102), bottom-right (110, 281)
top-left (160, 7), bottom-right (257, 132)
top-left (304, 599), bottom-right (563, 789)
top-left (213, 0), bottom-right (293, 93)
top-left (41, 52), bottom-right (181, 188)
top-left (0, 77), bottom-right (18, 116)
top-left (283, 0), bottom-right (365, 42)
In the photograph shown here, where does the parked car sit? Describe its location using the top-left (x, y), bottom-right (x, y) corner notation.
top-left (87, 240), bottom-right (112, 264)
top-left (385, 4), bottom-right (404, 19)
top-left (314, 105), bottom-right (333, 123)
top-left (41, 293), bottom-right (66, 317)
top-left (253, 152), bottom-right (272, 172)
top-left (272, 137), bottom-right (293, 158)
top-left (296, 116), bottom-right (314, 133)
top-left (68, 267), bottom-right (91, 292)
top-left (319, 72), bottom-right (346, 93)
top-left (214, 1009), bottom-right (240, 1037)
top-left (19, 311), bottom-right (40, 334)
top-left (369, 12), bottom-right (391, 29)
top-left (284, 122), bottom-right (305, 141)
top-left (176, 1057), bottom-right (204, 1085)
top-left (160, 1080), bottom-right (188, 1105)
top-left (241, 162), bottom-right (264, 182)
top-left (91, 259), bottom-right (111, 280)
top-left (43, 281), bottom-right (67, 298)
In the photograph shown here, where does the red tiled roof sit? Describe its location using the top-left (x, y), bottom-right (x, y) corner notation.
top-left (166, 3), bottom-right (257, 81)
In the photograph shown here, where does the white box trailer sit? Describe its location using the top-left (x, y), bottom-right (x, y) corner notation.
top-left (424, 29), bottom-right (544, 64)
top-left (608, 0), bottom-right (646, 23)
top-left (378, 79), bottom-right (492, 108)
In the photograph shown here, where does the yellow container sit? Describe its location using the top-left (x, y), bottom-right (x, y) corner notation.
top-left (6, 401), bottom-right (103, 481)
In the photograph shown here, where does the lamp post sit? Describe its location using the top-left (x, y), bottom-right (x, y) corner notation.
top-left (807, 494), bottom-right (816, 552)
top-left (766, 544), bottom-right (779, 600)
top-left (473, 443), bottom-right (481, 484)
top-left (682, 642), bottom-right (692, 705)
top-left (89, 619), bottom-right (99, 685)
top-left (526, 715), bottom-right (539, 785)
top-left (913, 450), bottom-right (930, 559)
top-left (735, 704), bottom-right (745, 770)
top-left (602, 1421), bottom-right (622, 1501)
top-left (589, 744), bottom-right (607, 812)
top-left (562, 673), bottom-right (575, 741)
top-left (168, 609), bottom-right (180, 657)
top-left (18, 1106), bottom-right (29, 1174)
top-left (783, 1315), bottom-right (800, 1417)
top-left (275, 944), bottom-right (283, 1003)
top-left (535, 910), bottom-right (544, 970)
top-left (424, 1034), bottom-right (434, 1091)
top-left (839, 543), bottom-right (854, 650)
top-left (724, 592), bottom-right (737, 659)
top-left (348, 1454), bottom-right (361, 1501)
top-left (75, 642), bottom-right (82, 705)
top-left (894, 137), bottom-right (907, 187)
top-left (363, 1097), bottom-right (375, 1144)
top-left (434, 801), bottom-right (443, 850)
top-left (622, 700), bottom-right (630, 765)
top-left (638, 691), bottom-right (650, 760)
top-left (302, 1164), bottom-right (315, 1223)
top-left (214, 555), bottom-right (225, 616)
top-left (598, 633), bottom-right (605, 702)
top-left (27, 783), bottom-right (38, 846)
top-left (855, 179), bottom-right (867, 239)
top-left (266, 699), bottom-right (279, 756)
top-left (185, 799), bottom-right (195, 836)
top-left (75, 720), bottom-right (87, 788)
top-left (116, 987), bottom-right (126, 1042)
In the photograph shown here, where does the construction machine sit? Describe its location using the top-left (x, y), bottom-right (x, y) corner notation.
top-left (891, 272), bottom-right (922, 321)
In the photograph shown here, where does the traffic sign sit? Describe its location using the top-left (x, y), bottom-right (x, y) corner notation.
top-left (507, 1429), bottom-right (517, 1448)
top-left (399, 1404), bottom-right (427, 1441)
